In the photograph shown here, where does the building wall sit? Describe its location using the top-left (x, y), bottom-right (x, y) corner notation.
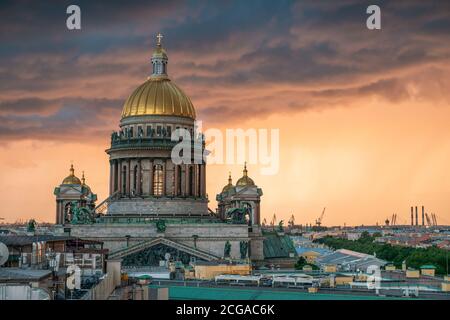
top-left (249, 238), bottom-right (264, 261)
top-left (406, 270), bottom-right (420, 278)
top-left (323, 265), bottom-right (337, 273)
top-left (385, 265), bottom-right (396, 271)
top-left (194, 264), bottom-right (251, 280)
top-left (335, 276), bottom-right (354, 286)
top-left (420, 269), bottom-right (435, 277)
top-left (60, 223), bottom-right (251, 259)
top-left (107, 198), bottom-right (208, 216)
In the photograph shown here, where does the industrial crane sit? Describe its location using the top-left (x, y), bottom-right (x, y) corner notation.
top-left (315, 207), bottom-right (326, 227)
top-left (432, 213), bottom-right (438, 226)
top-left (288, 214), bottom-right (295, 228)
top-left (270, 214), bottom-right (276, 227)
top-left (425, 213), bottom-right (432, 226)
top-left (391, 213), bottom-right (397, 226)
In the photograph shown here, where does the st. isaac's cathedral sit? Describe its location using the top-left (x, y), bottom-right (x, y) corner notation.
top-left (54, 35), bottom-right (293, 266)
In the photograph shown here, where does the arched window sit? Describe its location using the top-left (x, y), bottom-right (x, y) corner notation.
top-left (177, 165), bottom-right (182, 195)
top-left (197, 164), bottom-right (202, 196)
top-left (114, 161), bottom-right (118, 192)
top-left (129, 127), bottom-right (134, 138)
top-left (153, 164), bottom-right (164, 196)
top-left (133, 165), bottom-right (138, 195)
top-left (188, 166), bottom-right (194, 196)
top-left (122, 165), bottom-right (127, 193)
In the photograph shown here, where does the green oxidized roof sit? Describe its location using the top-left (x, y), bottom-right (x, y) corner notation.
top-left (149, 285), bottom-right (411, 300)
top-left (420, 265), bottom-right (436, 269)
top-left (263, 232), bottom-right (297, 259)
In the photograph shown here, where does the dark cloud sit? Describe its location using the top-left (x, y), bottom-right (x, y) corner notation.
top-left (0, 98), bottom-right (122, 141)
top-left (0, 0), bottom-right (449, 141)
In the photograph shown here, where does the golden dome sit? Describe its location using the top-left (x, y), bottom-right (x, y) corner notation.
top-left (121, 78), bottom-right (196, 119)
top-left (62, 164), bottom-right (82, 185)
top-left (236, 163), bottom-right (255, 187)
top-left (121, 33), bottom-right (196, 120)
top-left (222, 172), bottom-right (234, 193)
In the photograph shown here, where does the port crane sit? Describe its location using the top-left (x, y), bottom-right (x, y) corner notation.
top-left (392, 213), bottom-right (397, 225)
top-left (386, 213), bottom-right (397, 226)
top-left (270, 214), bottom-right (276, 227)
top-left (315, 207), bottom-right (326, 227)
top-left (425, 213), bottom-right (432, 226)
top-left (432, 213), bottom-right (438, 226)
top-left (424, 213), bottom-right (439, 226)
top-left (288, 214), bottom-right (295, 227)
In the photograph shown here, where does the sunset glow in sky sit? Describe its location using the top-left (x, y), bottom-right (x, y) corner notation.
top-left (1, 1), bottom-right (449, 226)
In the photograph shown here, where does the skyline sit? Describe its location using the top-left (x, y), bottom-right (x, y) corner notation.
top-left (1, 1), bottom-right (450, 225)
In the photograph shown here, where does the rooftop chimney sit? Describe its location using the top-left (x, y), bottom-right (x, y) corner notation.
top-left (415, 206), bottom-right (418, 226)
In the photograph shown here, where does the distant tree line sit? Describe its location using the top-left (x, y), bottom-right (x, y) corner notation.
top-left (314, 232), bottom-right (449, 275)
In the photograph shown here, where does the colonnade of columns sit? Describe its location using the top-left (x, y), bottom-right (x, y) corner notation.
top-left (109, 158), bottom-right (206, 198)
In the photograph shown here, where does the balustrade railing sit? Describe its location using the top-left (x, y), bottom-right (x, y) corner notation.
top-left (110, 132), bottom-right (205, 150)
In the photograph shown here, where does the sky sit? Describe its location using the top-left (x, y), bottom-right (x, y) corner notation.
top-left (0, 0), bottom-right (450, 226)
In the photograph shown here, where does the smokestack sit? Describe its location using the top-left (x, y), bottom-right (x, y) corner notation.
top-left (422, 206), bottom-right (425, 226)
top-left (415, 206), bottom-right (418, 226)
top-left (411, 206), bottom-right (414, 226)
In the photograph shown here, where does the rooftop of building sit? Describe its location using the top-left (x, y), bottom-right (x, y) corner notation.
top-left (0, 268), bottom-right (52, 281)
top-left (0, 235), bottom-right (104, 247)
top-left (316, 249), bottom-right (387, 269)
top-left (263, 232), bottom-right (297, 259)
top-left (149, 285), bottom-right (410, 300)
top-left (0, 235), bottom-right (74, 246)
top-left (295, 247), bottom-right (332, 256)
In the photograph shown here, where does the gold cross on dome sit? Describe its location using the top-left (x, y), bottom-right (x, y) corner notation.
top-left (156, 33), bottom-right (163, 46)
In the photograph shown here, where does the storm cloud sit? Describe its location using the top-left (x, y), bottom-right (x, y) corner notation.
top-left (0, 0), bottom-right (449, 140)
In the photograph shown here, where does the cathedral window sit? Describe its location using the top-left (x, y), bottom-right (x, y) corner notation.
top-left (188, 166), bottom-right (194, 196)
top-left (133, 165), bottom-right (138, 194)
top-left (177, 165), bottom-right (182, 195)
top-left (197, 164), bottom-right (202, 196)
top-left (157, 125), bottom-right (162, 136)
top-left (166, 126), bottom-right (172, 138)
top-left (129, 127), bottom-right (134, 138)
top-left (137, 126), bottom-right (143, 137)
top-left (153, 164), bottom-right (164, 196)
top-left (122, 165), bottom-right (127, 192)
top-left (146, 126), bottom-right (152, 137)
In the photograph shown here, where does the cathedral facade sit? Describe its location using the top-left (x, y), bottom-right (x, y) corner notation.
top-left (55, 35), bottom-right (265, 264)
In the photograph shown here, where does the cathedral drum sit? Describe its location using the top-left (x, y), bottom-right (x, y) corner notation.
top-left (105, 33), bottom-right (207, 218)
